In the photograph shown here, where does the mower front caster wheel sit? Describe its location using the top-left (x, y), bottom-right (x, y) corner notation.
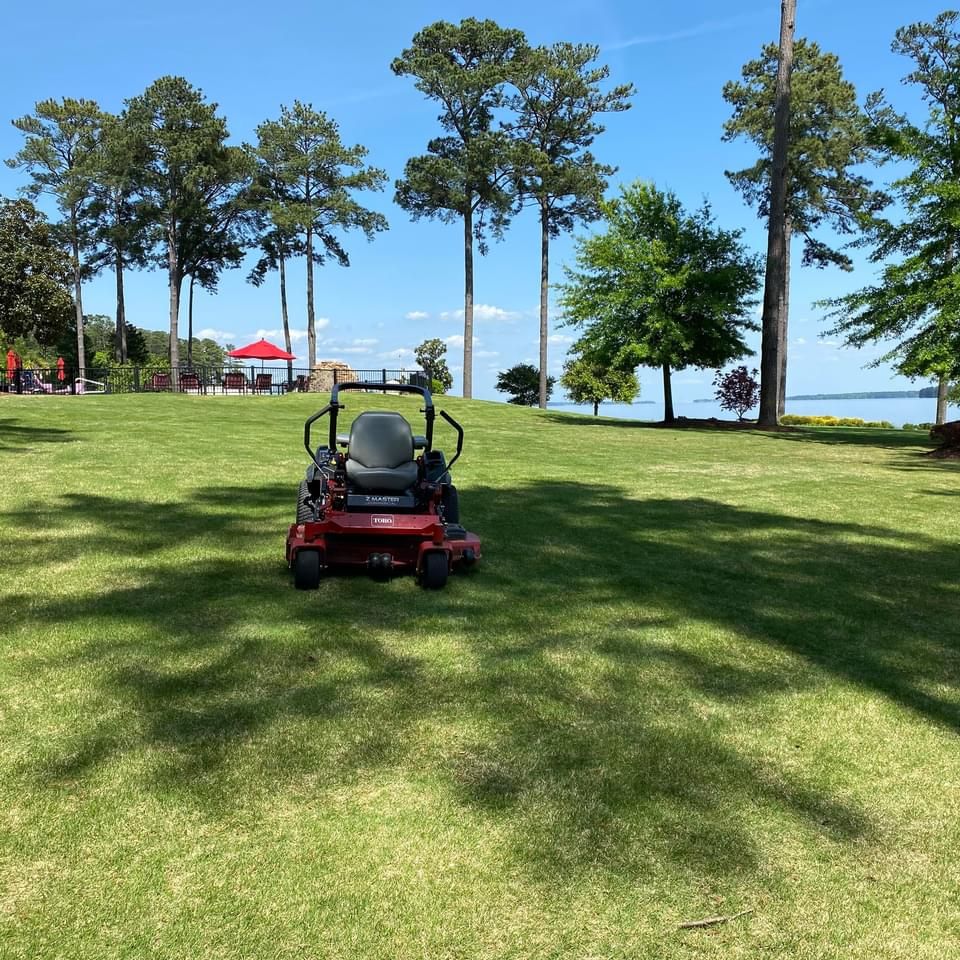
top-left (294, 550), bottom-right (322, 590)
top-left (421, 551), bottom-right (449, 590)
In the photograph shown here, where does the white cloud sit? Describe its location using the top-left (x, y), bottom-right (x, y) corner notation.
top-left (547, 333), bottom-right (574, 345)
top-left (378, 348), bottom-right (415, 360)
top-left (338, 346), bottom-right (375, 355)
top-left (197, 328), bottom-right (235, 342)
top-left (404, 310), bottom-right (430, 320)
top-left (352, 338), bottom-right (379, 347)
top-left (795, 337), bottom-right (807, 345)
top-left (440, 303), bottom-right (520, 323)
top-left (608, 13), bottom-right (757, 50)
top-left (817, 339), bottom-right (840, 348)
top-left (444, 334), bottom-right (482, 348)
top-left (256, 326), bottom-right (315, 343)
top-left (474, 350), bottom-right (499, 359)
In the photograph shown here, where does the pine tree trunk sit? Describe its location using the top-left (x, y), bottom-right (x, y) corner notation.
top-left (70, 209), bottom-right (86, 374)
top-left (306, 225), bottom-right (316, 369)
top-left (280, 249), bottom-right (293, 383)
top-left (538, 202), bottom-right (550, 410)
top-left (168, 221), bottom-right (181, 389)
top-left (778, 217), bottom-right (793, 418)
top-left (758, 0), bottom-right (796, 427)
top-left (936, 373), bottom-right (949, 425)
top-left (115, 242), bottom-right (127, 363)
top-left (187, 275), bottom-right (195, 369)
top-left (662, 363), bottom-right (675, 423)
top-left (462, 201), bottom-right (474, 400)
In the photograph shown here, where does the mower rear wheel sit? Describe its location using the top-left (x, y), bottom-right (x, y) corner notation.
top-left (421, 551), bottom-right (449, 590)
top-left (293, 550), bottom-right (321, 590)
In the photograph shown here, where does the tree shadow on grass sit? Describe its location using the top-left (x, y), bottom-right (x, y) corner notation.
top-left (4, 479), bottom-right (958, 882)
top-left (0, 417), bottom-right (74, 450)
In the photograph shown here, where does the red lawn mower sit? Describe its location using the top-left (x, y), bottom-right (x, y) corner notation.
top-left (285, 381), bottom-right (481, 590)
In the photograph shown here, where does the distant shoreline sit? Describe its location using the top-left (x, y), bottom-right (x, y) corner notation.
top-left (550, 400), bottom-right (656, 406)
top-left (693, 390), bottom-right (929, 402)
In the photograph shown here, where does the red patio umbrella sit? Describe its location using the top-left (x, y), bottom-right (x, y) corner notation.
top-left (56, 356), bottom-right (65, 381)
top-left (227, 338), bottom-right (297, 362)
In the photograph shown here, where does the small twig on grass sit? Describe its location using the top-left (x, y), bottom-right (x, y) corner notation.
top-left (678, 909), bottom-right (753, 930)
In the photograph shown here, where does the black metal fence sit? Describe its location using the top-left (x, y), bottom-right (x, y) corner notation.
top-left (1, 365), bottom-right (427, 396)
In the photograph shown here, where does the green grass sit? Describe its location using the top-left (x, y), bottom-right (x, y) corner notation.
top-left (1, 393), bottom-right (959, 959)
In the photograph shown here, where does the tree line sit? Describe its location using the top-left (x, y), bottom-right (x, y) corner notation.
top-left (2, 11), bottom-right (959, 422)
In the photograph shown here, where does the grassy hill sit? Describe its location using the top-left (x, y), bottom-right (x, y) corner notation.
top-left (1, 393), bottom-right (958, 959)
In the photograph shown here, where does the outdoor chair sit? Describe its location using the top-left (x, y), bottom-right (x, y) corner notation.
top-left (150, 372), bottom-right (172, 391)
top-left (222, 372), bottom-right (247, 394)
top-left (179, 372), bottom-right (203, 394)
top-left (253, 373), bottom-right (273, 394)
top-left (293, 375), bottom-right (308, 392)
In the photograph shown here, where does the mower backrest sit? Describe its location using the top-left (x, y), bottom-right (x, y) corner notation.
top-left (348, 412), bottom-right (415, 468)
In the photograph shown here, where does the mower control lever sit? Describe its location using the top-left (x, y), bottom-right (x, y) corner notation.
top-left (304, 404), bottom-right (333, 469)
top-left (438, 409), bottom-right (464, 472)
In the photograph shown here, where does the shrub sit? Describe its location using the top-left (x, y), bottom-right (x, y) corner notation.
top-left (901, 422), bottom-right (934, 431)
top-left (713, 366), bottom-right (760, 420)
top-left (780, 414), bottom-right (894, 428)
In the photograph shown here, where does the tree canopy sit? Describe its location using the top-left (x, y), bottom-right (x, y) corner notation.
top-left (723, 32), bottom-right (887, 420)
top-left (0, 198), bottom-right (74, 346)
top-left (253, 101), bottom-right (387, 368)
top-left (393, 18), bottom-right (527, 398)
top-left (414, 337), bottom-right (453, 393)
top-left (496, 362), bottom-right (554, 405)
top-left (559, 349), bottom-right (638, 415)
top-left (8, 97), bottom-right (104, 371)
top-left (124, 76), bottom-right (233, 379)
top-left (506, 42), bottom-right (633, 408)
top-left (823, 11), bottom-right (960, 423)
top-left (558, 181), bottom-right (761, 422)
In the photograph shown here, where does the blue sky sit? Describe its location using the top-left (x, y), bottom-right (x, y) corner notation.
top-left (0, 0), bottom-right (948, 401)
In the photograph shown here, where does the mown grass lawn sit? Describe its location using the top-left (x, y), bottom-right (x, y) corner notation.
top-left (1, 392), bottom-right (958, 959)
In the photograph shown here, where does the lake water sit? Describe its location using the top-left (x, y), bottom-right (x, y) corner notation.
top-left (549, 397), bottom-right (960, 428)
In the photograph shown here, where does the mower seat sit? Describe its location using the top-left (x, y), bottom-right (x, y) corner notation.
top-left (345, 412), bottom-right (419, 492)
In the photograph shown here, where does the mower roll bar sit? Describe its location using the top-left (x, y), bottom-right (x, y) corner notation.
top-left (303, 380), bottom-right (462, 473)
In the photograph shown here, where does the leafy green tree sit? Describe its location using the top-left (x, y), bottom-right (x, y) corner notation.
top-left (558, 182), bottom-right (761, 423)
top-left (496, 362), bottom-right (554, 405)
top-left (560, 349), bottom-right (638, 415)
top-left (85, 110), bottom-right (151, 362)
top-left (506, 42), bottom-right (633, 409)
top-left (393, 18), bottom-right (527, 399)
top-left (824, 11), bottom-right (960, 425)
top-left (0, 198), bottom-right (73, 346)
top-left (140, 328), bottom-right (170, 358)
top-left (252, 102), bottom-right (387, 369)
top-left (179, 145), bottom-right (255, 366)
top-left (247, 130), bottom-right (307, 381)
top-left (82, 314), bottom-right (116, 354)
top-left (723, 29), bottom-right (886, 420)
top-left (8, 97), bottom-right (104, 371)
top-left (124, 76), bottom-right (233, 383)
top-left (414, 337), bottom-right (453, 393)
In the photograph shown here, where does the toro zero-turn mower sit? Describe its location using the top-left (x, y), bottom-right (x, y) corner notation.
top-left (285, 381), bottom-right (481, 590)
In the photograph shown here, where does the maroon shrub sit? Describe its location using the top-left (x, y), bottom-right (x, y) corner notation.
top-left (714, 366), bottom-right (760, 420)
